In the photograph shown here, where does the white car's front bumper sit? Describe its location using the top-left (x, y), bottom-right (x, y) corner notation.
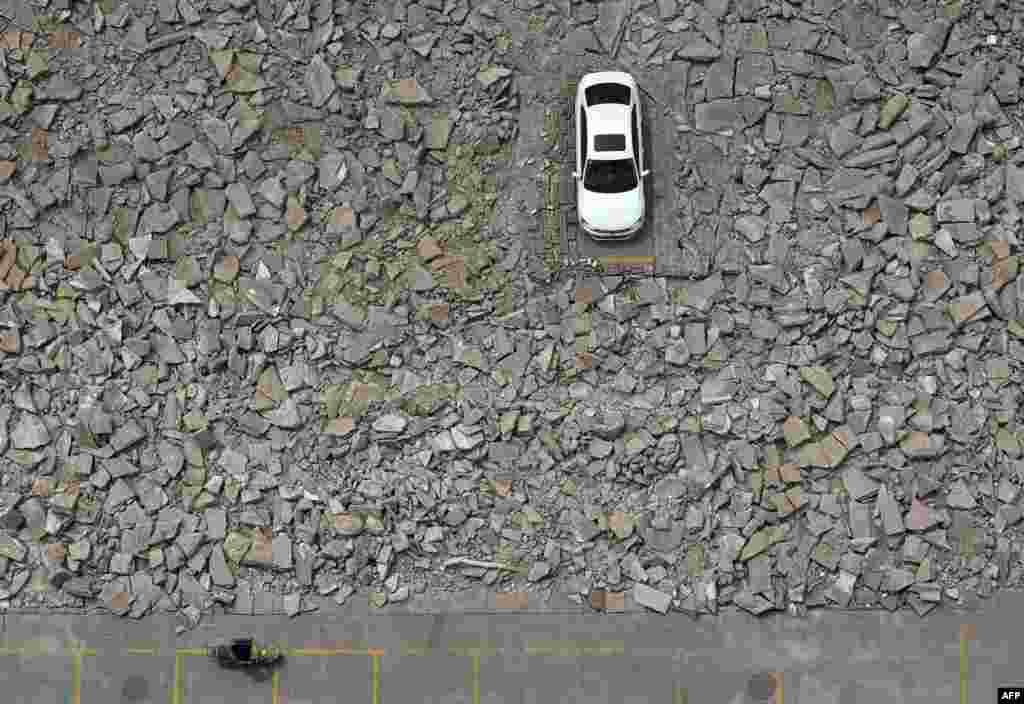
top-left (578, 71), bottom-right (637, 90)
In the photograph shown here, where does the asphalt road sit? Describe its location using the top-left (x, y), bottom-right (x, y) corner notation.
top-left (1, 591), bottom-right (1023, 703)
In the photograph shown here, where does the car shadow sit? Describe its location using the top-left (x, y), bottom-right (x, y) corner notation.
top-left (212, 653), bottom-right (286, 683)
top-left (642, 87), bottom-right (655, 234)
top-left (247, 665), bottom-right (276, 683)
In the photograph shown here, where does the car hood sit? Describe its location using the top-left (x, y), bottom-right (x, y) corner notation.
top-left (578, 187), bottom-right (643, 230)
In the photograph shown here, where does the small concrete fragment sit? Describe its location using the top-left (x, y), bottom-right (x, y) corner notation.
top-left (633, 583), bottom-right (672, 613)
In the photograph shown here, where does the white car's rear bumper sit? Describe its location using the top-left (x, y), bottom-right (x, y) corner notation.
top-left (580, 216), bottom-right (644, 240)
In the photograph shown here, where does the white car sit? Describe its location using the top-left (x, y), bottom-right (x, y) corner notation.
top-left (573, 71), bottom-right (649, 240)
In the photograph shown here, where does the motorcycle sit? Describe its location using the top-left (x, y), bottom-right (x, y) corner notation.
top-left (208, 638), bottom-right (285, 669)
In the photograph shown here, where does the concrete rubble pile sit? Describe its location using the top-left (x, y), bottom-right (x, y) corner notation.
top-left (0, 0), bottom-right (1022, 630)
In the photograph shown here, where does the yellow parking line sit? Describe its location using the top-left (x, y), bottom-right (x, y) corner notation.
top-left (0, 644), bottom-right (97, 654)
top-left (447, 643), bottom-right (497, 657)
top-left (960, 624), bottom-right (974, 704)
top-left (372, 653), bottom-right (381, 704)
top-left (172, 652), bottom-right (184, 704)
top-left (291, 648), bottom-right (385, 657)
top-left (602, 255), bottom-right (656, 265)
top-left (272, 669), bottom-right (281, 704)
top-left (71, 654), bottom-right (81, 704)
top-left (0, 645), bottom-right (96, 656)
top-left (400, 642), bottom-right (432, 656)
top-left (0, 643), bottom-right (96, 704)
top-left (125, 648), bottom-right (159, 655)
top-left (525, 640), bottom-right (625, 656)
top-left (176, 648), bottom-right (207, 656)
top-left (471, 654), bottom-right (480, 704)
top-left (69, 647), bottom-right (96, 704)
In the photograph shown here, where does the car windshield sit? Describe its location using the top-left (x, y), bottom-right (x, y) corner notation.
top-left (584, 158), bottom-right (637, 194)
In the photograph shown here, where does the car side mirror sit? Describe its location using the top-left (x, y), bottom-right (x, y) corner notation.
top-left (641, 169), bottom-right (651, 177)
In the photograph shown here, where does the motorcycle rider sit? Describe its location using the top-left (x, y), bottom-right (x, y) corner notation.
top-left (226, 637), bottom-right (277, 664)
top-left (231, 638), bottom-right (254, 662)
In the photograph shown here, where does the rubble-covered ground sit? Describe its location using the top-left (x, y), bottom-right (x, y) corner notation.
top-left (1, 0), bottom-right (1024, 629)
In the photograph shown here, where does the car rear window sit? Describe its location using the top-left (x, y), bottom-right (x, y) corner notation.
top-left (585, 83), bottom-right (631, 106)
top-left (594, 134), bottom-right (626, 152)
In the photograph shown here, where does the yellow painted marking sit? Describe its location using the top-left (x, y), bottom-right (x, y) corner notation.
top-left (471, 654), bottom-right (480, 704)
top-left (171, 652), bottom-right (184, 704)
top-left (601, 255), bottom-right (656, 265)
top-left (3, 641), bottom-right (56, 656)
top-left (290, 648), bottom-right (385, 657)
top-left (125, 648), bottom-right (159, 655)
top-left (372, 653), bottom-right (381, 704)
top-left (0, 645), bottom-right (96, 657)
top-left (0, 642), bottom-right (96, 704)
top-left (674, 684), bottom-right (688, 704)
top-left (401, 641), bottom-right (432, 656)
top-left (776, 672), bottom-right (784, 704)
top-left (960, 627), bottom-right (969, 704)
top-left (175, 648), bottom-right (208, 656)
top-left (525, 640), bottom-right (625, 656)
top-left (272, 669), bottom-right (281, 704)
top-left (70, 653), bottom-right (82, 704)
top-left (447, 642), bottom-right (497, 657)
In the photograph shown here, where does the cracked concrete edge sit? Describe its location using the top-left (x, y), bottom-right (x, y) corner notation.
top-left (5, 584), bottom-right (1020, 620)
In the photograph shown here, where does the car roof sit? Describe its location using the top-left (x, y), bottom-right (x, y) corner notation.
top-left (585, 103), bottom-right (632, 161)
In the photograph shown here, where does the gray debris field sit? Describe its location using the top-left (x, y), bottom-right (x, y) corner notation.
top-left (0, 0), bottom-right (1023, 629)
